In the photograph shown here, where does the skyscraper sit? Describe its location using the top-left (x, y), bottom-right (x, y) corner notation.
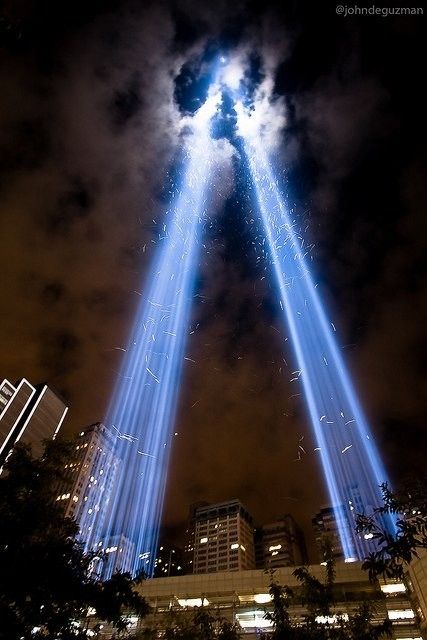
top-left (255, 515), bottom-right (307, 569)
top-left (96, 533), bottom-right (135, 577)
top-left (57, 422), bottom-right (121, 546)
top-left (312, 505), bottom-right (354, 563)
top-left (183, 501), bottom-right (209, 573)
top-left (191, 499), bottom-right (256, 574)
top-left (0, 377), bottom-right (68, 467)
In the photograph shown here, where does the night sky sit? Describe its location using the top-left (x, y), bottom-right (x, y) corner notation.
top-left (0, 0), bottom-right (425, 557)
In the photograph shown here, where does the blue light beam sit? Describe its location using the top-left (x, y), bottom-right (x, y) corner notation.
top-left (80, 89), bottom-right (222, 577)
top-left (238, 123), bottom-right (396, 560)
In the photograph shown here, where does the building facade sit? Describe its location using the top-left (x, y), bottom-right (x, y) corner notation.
top-left (191, 499), bottom-right (256, 574)
top-left (87, 562), bottom-right (422, 639)
top-left (312, 505), bottom-right (353, 563)
top-left (0, 377), bottom-right (68, 467)
top-left (407, 550), bottom-right (427, 638)
top-left (255, 514), bottom-right (307, 569)
top-left (95, 533), bottom-right (135, 577)
top-left (57, 423), bottom-right (121, 545)
top-left (183, 501), bottom-right (209, 573)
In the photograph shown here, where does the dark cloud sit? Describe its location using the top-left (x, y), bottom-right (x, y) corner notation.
top-left (44, 178), bottom-right (95, 236)
top-left (83, 287), bottom-right (127, 317)
top-left (0, 118), bottom-right (51, 176)
top-left (40, 281), bottom-right (67, 305)
top-left (38, 328), bottom-right (81, 377)
top-left (109, 71), bottom-right (143, 130)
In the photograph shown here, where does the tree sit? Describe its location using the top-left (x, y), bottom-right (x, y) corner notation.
top-left (356, 480), bottom-right (427, 581)
top-left (260, 560), bottom-right (391, 640)
top-left (0, 440), bottom-right (149, 640)
top-left (262, 578), bottom-right (297, 639)
top-left (151, 606), bottom-right (240, 639)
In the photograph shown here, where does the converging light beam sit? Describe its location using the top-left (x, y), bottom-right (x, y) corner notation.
top-left (237, 117), bottom-right (396, 560)
top-left (80, 88), bottom-right (221, 578)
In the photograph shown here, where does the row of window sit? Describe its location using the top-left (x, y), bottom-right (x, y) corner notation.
top-left (196, 515), bottom-right (238, 527)
top-left (198, 537), bottom-right (238, 545)
top-left (196, 549), bottom-right (238, 559)
top-left (196, 561), bottom-right (239, 569)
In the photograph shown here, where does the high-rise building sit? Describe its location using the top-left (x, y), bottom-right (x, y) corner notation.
top-left (0, 377), bottom-right (68, 467)
top-left (184, 502), bottom-right (209, 573)
top-left (95, 533), bottom-right (135, 577)
top-left (255, 515), bottom-right (307, 569)
top-left (407, 550), bottom-right (427, 636)
top-left (56, 422), bottom-right (121, 547)
top-left (312, 505), bottom-right (354, 563)
top-left (191, 499), bottom-right (256, 574)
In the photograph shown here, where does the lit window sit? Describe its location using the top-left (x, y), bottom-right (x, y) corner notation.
top-left (254, 594), bottom-right (272, 604)
top-left (269, 544), bottom-right (282, 551)
top-left (236, 611), bottom-right (273, 629)
top-left (316, 615), bottom-right (349, 624)
top-left (380, 583), bottom-right (406, 594)
top-left (231, 543), bottom-right (239, 550)
top-left (178, 598), bottom-right (209, 608)
top-left (200, 537), bottom-right (208, 544)
top-left (387, 609), bottom-right (415, 620)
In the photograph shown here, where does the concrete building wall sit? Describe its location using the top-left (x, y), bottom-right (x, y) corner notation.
top-left (57, 423), bottom-right (120, 545)
top-left (126, 563), bottom-right (422, 639)
top-left (192, 499), bottom-right (256, 573)
top-left (257, 515), bottom-right (307, 569)
top-left (408, 550), bottom-right (427, 638)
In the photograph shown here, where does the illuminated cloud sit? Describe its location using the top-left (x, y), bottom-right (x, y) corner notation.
top-left (234, 80), bottom-right (286, 149)
top-left (218, 51), bottom-right (248, 91)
